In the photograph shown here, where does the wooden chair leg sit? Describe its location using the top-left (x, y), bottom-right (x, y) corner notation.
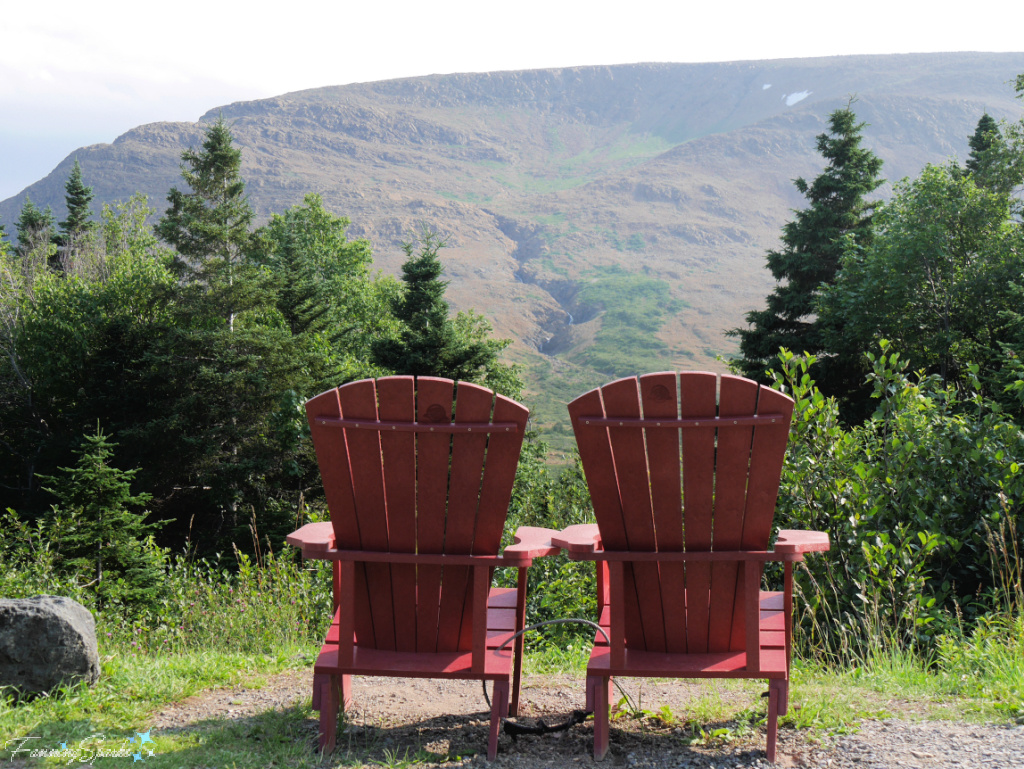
top-left (487, 680), bottom-right (510, 760)
top-left (315, 673), bottom-right (340, 753)
top-left (587, 675), bottom-right (611, 760)
top-left (776, 678), bottom-right (789, 716)
top-left (766, 679), bottom-right (783, 764)
top-left (511, 568), bottom-right (527, 717)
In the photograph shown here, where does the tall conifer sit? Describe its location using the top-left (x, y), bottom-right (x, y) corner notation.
top-left (731, 104), bottom-right (883, 383)
top-left (58, 160), bottom-right (95, 242)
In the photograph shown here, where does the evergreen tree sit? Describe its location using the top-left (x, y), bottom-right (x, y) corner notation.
top-left (15, 197), bottom-right (56, 257)
top-left (151, 119), bottom-right (307, 547)
top-left (155, 117), bottom-right (256, 330)
top-left (58, 160), bottom-right (95, 243)
top-left (371, 231), bottom-right (521, 396)
top-left (41, 427), bottom-right (166, 609)
top-left (961, 112), bottom-right (1023, 195)
top-left (731, 104), bottom-right (883, 385)
top-left (965, 113), bottom-right (1000, 177)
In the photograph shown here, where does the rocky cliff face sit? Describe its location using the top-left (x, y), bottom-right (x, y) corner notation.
top-left (4, 54), bottom-right (1024, 426)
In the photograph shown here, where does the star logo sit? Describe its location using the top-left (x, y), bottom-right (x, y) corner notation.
top-left (133, 752), bottom-right (143, 762)
top-left (137, 731), bottom-right (154, 745)
top-left (60, 742), bottom-right (68, 750)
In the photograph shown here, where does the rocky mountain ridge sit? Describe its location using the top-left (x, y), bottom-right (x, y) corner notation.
top-left (4, 54), bottom-right (1024, 434)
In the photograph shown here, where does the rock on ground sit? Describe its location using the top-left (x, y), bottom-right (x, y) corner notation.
top-left (0, 595), bottom-right (100, 696)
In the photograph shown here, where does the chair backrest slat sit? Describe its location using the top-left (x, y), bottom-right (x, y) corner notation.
top-left (436, 383), bottom-right (494, 652)
top-left (570, 372), bottom-right (794, 655)
top-left (376, 376), bottom-right (418, 652)
top-left (639, 372), bottom-right (686, 652)
top-left (336, 380), bottom-right (397, 652)
top-left (603, 377), bottom-right (667, 652)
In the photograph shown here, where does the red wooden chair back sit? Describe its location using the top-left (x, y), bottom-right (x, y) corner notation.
top-left (568, 372), bottom-right (794, 654)
top-left (306, 376), bottom-right (528, 654)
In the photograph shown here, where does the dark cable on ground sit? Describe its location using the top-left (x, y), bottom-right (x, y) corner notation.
top-left (476, 618), bottom-right (617, 739)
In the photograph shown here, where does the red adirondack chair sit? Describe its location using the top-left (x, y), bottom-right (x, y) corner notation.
top-left (554, 372), bottom-right (829, 762)
top-left (286, 376), bottom-right (560, 760)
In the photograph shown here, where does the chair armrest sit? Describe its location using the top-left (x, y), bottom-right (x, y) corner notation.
top-left (774, 529), bottom-right (830, 554)
top-left (285, 522), bottom-right (335, 555)
top-left (551, 523), bottom-right (602, 554)
top-left (502, 526), bottom-right (563, 562)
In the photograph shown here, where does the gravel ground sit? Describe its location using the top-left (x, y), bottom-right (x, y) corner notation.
top-left (146, 670), bottom-right (1024, 768)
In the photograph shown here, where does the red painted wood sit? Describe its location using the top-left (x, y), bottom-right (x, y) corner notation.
top-left (337, 379), bottom-right (397, 651)
top-left (569, 386), bottom-right (645, 648)
top-left (471, 565), bottom-right (489, 673)
top-left (313, 644), bottom-right (513, 679)
top-left (376, 376), bottom-right (418, 653)
top-left (640, 372), bottom-right (686, 653)
top-left (744, 562), bottom-right (760, 673)
top-left (601, 377), bottom-right (665, 651)
top-left (294, 376), bottom-right (547, 761)
top-left (488, 680), bottom-right (510, 760)
top-left (775, 530), bottom-right (831, 552)
top-left (413, 377), bottom-right (454, 652)
top-left (439, 383), bottom-right (492, 652)
top-left (707, 375), bottom-right (758, 652)
top-left (586, 644), bottom-right (788, 678)
top-left (679, 372), bottom-right (717, 654)
top-left (729, 385), bottom-right (794, 651)
top-left (588, 675), bottom-right (611, 760)
top-left (307, 388), bottom-right (376, 649)
top-left (461, 393), bottom-right (528, 651)
top-left (568, 388), bottom-right (629, 549)
top-left (511, 568), bottom-right (527, 716)
top-left (473, 393), bottom-right (529, 555)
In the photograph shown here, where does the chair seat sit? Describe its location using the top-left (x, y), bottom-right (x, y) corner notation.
top-left (314, 643), bottom-right (513, 680)
top-left (589, 590), bottom-right (788, 678)
top-left (317, 585), bottom-right (518, 680)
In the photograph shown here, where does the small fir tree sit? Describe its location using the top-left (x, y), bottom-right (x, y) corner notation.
top-left (58, 160), bottom-right (95, 242)
top-left (15, 197), bottom-right (56, 257)
top-left (371, 231), bottom-right (520, 396)
top-left (41, 427), bottom-right (166, 609)
top-left (731, 103), bottom-right (884, 388)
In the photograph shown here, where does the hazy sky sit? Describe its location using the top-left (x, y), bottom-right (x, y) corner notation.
top-left (2, 0), bottom-right (1022, 200)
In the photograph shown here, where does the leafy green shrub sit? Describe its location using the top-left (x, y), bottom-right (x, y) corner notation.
top-left (500, 436), bottom-right (597, 647)
top-left (772, 346), bottom-right (1024, 661)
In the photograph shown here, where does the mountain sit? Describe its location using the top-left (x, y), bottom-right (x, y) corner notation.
top-left (4, 53), bottom-right (1023, 441)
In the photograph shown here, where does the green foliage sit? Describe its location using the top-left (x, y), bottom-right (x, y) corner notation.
top-left (732, 104), bottom-right (883, 390)
top-left (371, 231), bottom-right (521, 397)
top-left (37, 427), bottom-right (167, 609)
top-left (819, 163), bottom-right (1024, 412)
top-left (771, 347), bottom-right (1024, 660)
top-left (500, 438), bottom-right (598, 647)
top-left (253, 193), bottom-right (401, 389)
top-left (570, 269), bottom-right (684, 377)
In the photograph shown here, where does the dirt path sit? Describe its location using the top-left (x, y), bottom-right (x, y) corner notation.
top-left (148, 670), bottom-right (1024, 768)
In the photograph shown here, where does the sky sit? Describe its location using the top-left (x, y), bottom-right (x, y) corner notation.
top-left (2, 1), bottom-right (1022, 201)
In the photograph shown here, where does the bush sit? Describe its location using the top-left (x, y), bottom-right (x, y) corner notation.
top-left (772, 346), bottom-right (1024, 661)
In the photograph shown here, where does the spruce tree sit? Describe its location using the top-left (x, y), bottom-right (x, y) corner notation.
top-left (965, 113), bottom-right (1000, 177)
top-left (42, 427), bottom-right (166, 609)
top-left (371, 232), bottom-right (520, 394)
top-left (155, 118), bottom-right (256, 330)
top-left (58, 160), bottom-right (95, 243)
top-left (731, 104), bottom-right (883, 382)
top-left (15, 197), bottom-right (56, 257)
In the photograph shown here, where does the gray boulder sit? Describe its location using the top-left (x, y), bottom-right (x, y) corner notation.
top-left (0, 595), bottom-right (100, 697)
